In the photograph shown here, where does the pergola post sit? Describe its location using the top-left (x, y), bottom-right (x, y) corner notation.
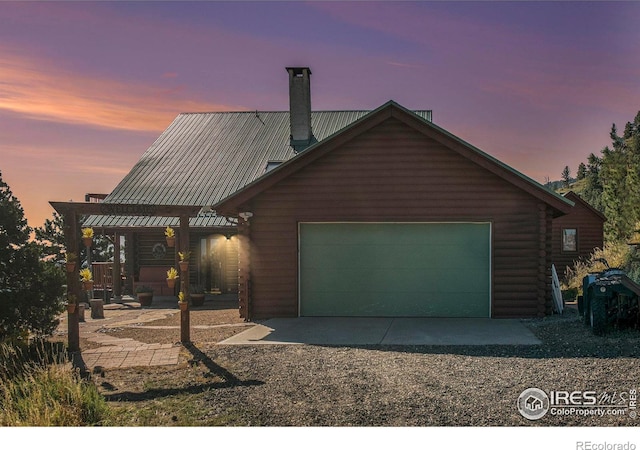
top-left (113, 233), bottom-right (122, 300)
top-left (64, 211), bottom-right (81, 352)
top-left (179, 214), bottom-right (191, 344)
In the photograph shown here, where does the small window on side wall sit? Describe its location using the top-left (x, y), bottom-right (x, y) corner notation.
top-left (562, 228), bottom-right (577, 252)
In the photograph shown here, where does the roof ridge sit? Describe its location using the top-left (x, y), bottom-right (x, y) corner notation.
top-left (177, 109), bottom-right (432, 115)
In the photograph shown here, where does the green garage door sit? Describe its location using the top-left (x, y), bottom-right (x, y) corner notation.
top-left (299, 223), bottom-right (491, 317)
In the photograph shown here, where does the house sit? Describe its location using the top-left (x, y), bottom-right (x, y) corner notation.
top-left (84, 68), bottom-right (431, 297)
top-left (551, 191), bottom-right (605, 279)
top-left (88, 66), bottom-right (586, 320)
top-left (213, 70), bottom-right (575, 319)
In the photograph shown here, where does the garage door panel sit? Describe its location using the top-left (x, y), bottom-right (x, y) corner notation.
top-left (304, 223), bottom-right (479, 246)
top-left (301, 291), bottom-right (489, 317)
top-left (299, 223), bottom-right (490, 317)
top-left (303, 244), bottom-right (487, 271)
top-left (303, 267), bottom-right (488, 294)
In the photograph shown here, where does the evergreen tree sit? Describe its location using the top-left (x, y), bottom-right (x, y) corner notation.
top-left (576, 162), bottom-right (587, 180)
top-left (34, 211), bottom-right (65, 263)
top-left (35, 211), bottom-right (114, 268)
top-left (600, 114), bottom-right (640, 241)
top-left (559, 110), bottom-right (640, 242)
top-left (561, 165), bottom-right (572, 187)
top-left (0, 171), bottom-right (64, 341)
top-left (582, 152), bottom-right (604, 212)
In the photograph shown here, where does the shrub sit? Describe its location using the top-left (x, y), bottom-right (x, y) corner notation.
top-left (563, 242), bottom-right (633, 293)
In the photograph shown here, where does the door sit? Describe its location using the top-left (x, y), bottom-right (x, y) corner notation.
top-left (200, 235), bottom-right (226, 293)
top-left (299, 222), bottom-right (491, 317)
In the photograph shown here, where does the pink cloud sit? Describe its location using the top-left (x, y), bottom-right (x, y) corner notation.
top-left (480, 69), bottom-right (639, 114)
top-left (0, 45), bottom-right (242, 132)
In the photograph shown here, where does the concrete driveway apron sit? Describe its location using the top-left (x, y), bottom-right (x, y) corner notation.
top-left (218, 317), bottom-right (541, 346)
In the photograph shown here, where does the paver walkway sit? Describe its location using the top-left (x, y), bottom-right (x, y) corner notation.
top-left (79, 337), bottom-right (181, 369)
top-left (62, 296), bottom-right (184, 370)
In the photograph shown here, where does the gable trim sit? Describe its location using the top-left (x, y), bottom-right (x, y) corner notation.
top-left (563, 191), bottom-right (607, 222)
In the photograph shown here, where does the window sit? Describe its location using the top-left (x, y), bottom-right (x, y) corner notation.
top-left (265, 161), bottom-right (283, 173)
top-left (562, 228), bottom-right (577, 252)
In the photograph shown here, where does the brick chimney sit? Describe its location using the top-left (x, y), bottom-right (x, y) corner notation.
top-left (287, 67), bottom-right (316, 153)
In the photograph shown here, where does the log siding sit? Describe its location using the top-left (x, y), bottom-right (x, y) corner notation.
top-left (240, 117), bottom-right (554, 319)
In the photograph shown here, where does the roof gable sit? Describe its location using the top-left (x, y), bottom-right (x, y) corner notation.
top-left (563, 191), bottom-right (606, 221)
top-left (213, 101), bottom-right (573, 216)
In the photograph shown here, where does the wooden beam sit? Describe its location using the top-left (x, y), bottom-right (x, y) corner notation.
top-left (49, 202), bottom-right (202, 217)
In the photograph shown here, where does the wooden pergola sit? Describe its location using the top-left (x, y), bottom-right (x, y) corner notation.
top-left (49, 201), bottom-right (202, 351)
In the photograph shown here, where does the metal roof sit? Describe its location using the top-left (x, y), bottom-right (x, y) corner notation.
top-left (85, 110), bottom-right (432, 228)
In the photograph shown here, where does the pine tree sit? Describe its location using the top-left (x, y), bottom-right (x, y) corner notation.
top-left (576, 162), bottom-right (587, 180)
top-left (582, 152), bottom-right (604, 212)
top-left (600, 115), bottom-right (640, 242)
top-left (0, 170), bottom-right (64, 341)
top-left (35, 211), bottom-right (66, 263)
top-left (561, 166), bottom-right (572, 187)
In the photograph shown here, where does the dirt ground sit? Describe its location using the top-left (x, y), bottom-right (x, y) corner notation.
top-left (49, 294), bottom-right (250, 350)
top-left (101, 308), bottom-right (250, 346)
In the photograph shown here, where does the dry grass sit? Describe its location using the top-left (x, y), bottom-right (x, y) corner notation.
top-left (0, 343), bottom-right (109, 426)
top-left (563, 242), bottom-right (632, 291)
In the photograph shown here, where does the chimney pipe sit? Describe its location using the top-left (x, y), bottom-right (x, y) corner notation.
top-left (287, 67), bottom-right (315, 153)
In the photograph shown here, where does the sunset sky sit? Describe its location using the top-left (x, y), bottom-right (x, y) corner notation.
top-left (1, 1), bottom-right (639, 228)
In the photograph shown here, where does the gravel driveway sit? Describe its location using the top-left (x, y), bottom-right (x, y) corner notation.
top-left (96, 305), bottom-right (640, 426)
top-left (188, 309), bottom-right (640, 426)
